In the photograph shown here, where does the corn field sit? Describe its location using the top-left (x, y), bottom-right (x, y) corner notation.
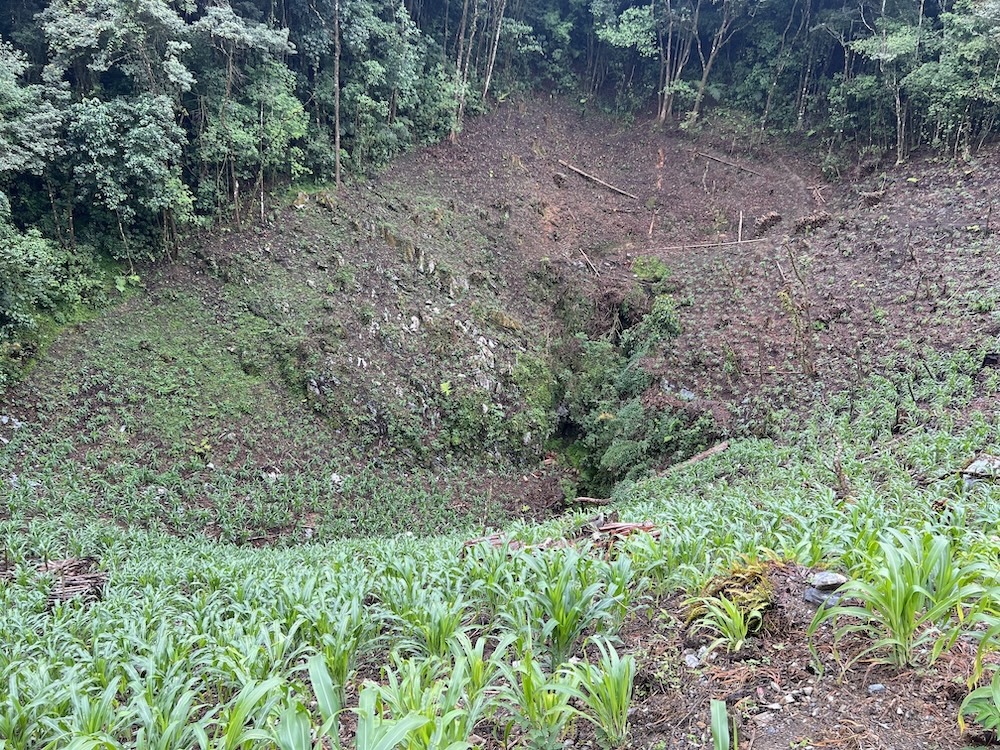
top-left (3, 352), bottom-right (1000, 748)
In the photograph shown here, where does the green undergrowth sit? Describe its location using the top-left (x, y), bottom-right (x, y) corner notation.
top-left (2, 188), bottom-right (724, 536)
top-left (1, 286), bottom-right (511, 540)
top-left (0, 252), bottom-right (130, 388)
top-left (3, 348), bottom-right (1000, 748)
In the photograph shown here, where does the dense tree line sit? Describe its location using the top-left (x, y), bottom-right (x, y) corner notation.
top-left (2, 0), bottom-right (1000, 351)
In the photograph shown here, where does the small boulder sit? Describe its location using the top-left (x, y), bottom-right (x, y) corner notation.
top-left (962, 454), bottom-right (1000, 481)
top-left (804, 587), bottom-right (843, 608)
top-left (811, 571), bottom-right (848, 590)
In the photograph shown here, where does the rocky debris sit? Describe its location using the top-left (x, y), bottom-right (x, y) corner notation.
top-left (684, 652), bottom-right (701, 669)
top-left (752, 711), bottom-right (775, 726)
top-left (868, 683), bottom-right (886, 695)
top-left (793, 210), bottom-right (831, 234)
top-left (803, 587), bottom-right (843, 608)
top-left (0, 414), bottom-right (24, 445)
top-left (804, 571), bottom-right (848, 607)
top-left (961, 454), bottom-right (1000, 486)
top-left (754, 211), bottom-right (782, 235)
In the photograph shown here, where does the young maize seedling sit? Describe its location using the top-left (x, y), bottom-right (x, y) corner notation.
top-left (561, 640), bottom-right (635, 749)
top-left (499, 650), bottom-right (577, 750)
top-left (686, 594), bottom-right (764, 655)
top-left (808, 531), bottom-right (984, 672)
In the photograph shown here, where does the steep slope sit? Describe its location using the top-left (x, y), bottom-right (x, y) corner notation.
top-left (3, 97), bottom-right (999, 541)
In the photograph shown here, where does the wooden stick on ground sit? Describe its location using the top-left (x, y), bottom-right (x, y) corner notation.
top-left (568, 496), bottom-right (611, 507)
top-left (647, 237), bottom-right (770, 252)
top-left (694, 151), bottom-right (762, 177)
top-left (662, 441), bottom-right (730, 475)
top-left (558, 159), bottom-right (639, 200)
top-left (580, 249), bottom-right (600, 276)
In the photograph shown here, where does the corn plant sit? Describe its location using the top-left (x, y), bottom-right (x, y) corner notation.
top-left (959, 670), bottom-right (1000, 733)
top-left (315, 595), bottom-right (382, 710)
top-left (561, 641), bottom-right (635, 749)
top-left (378, 655), bottom-right (474, 750)
top-left (208, 678), bottom-right (284, 750)
top-left (125, 664), bottom-right (211, 750)
top-left (464, 543), bottom-right (524, 619)
top-left (271, 702), bottom-right (313, 750)
top-left (308, 654), bottom-right (344, 748)
top-left (396, 593), bottom-right (472, 659)
top-left (354, 684), bottom-right (429, 750)
top-left (602, 554), bottom-right (646, 626)
top-left (686, 594), bottom-right (764, 655)
top-left (517, 549), bottom-right (618, 667)
top-left (710, 699), bottom-right (732, 750)
top-left (808, 531), bottom-right (985, 671)
top-left (499, 650), bottom-right (577, 750)
top-left (43, 678), bottom-right (131, 746)
top-left (448, 632), bottom-right (511, 723)
top-left (0, 668), bottom-right (68, 750)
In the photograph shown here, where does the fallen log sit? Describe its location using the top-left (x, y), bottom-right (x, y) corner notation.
top-left (693, 151), bottom-right (762, 177)
top-left (647, 237), bottom-right (770, 252)
top-left (662, 441), bottom-right (730, 475)
top-left (462, 521), bottom-right (661, 556)
top-left (558, 159), bottom-right (639, 200)
top-left (566, 495), bottom-right (611, 507)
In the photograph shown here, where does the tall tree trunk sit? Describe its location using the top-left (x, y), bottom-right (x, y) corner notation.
top-left (334, 0), bottom-right (342, 189)
top-left (659, 0), bottom-right (700, 122)
top-left (259, 99), bottom-right (265, 223)
top-left (691, 0), bottom-right (740, 122)
top-left (450, 0), bottom-right (470, 142)
top-left (482, 0), bottom-right (506, 100)
top-left (760, 0), bottom-right (804, 134)
top-left (453, 0), bottom-right (480, 140)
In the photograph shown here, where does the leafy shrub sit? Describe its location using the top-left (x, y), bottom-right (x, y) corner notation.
top-left (619, 295), bottom-right (679, 357)
top-left (630, 255), bottom-right (671, 284)
top-left (0, 217), bottom-right (62, 335)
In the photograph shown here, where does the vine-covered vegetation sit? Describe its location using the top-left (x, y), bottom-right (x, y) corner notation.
top-left (2, 0), bottom-right (1000, 345)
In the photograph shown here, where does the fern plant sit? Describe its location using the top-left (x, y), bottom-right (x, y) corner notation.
top-left (686, 594), bottom-right (764, 655)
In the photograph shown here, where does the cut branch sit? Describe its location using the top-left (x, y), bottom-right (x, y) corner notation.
top-left (693, 151), bottom-right (761, 177)
top-left (648, 237), bottom-right (770, 251)
top-left (580, 249), bottom-right (600, 276)
top-left (558, 159), bottom-right (639, 200)
top-left (566, 496), bottom-right (611, 507)
top-left (662, 441), bottom-right (730, 475)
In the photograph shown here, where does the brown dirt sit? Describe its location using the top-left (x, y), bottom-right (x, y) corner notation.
top-left (386, 96), bottom-right (1000, 423)
top-left (614, 560), bottom-right (986, 750)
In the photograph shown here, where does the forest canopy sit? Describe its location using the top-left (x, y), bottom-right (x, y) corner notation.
top-left (2, 0), bottom-right (1000, 343)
